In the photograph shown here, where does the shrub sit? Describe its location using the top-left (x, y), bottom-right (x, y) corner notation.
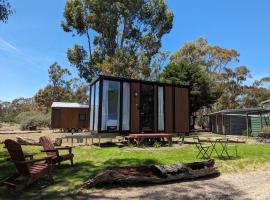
top-left (15, 111), bottom-right (50, 130)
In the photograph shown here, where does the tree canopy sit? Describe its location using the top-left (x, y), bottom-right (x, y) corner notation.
top-left (61, 0), bottom-right (173, 82)
top-left (162, 61), bottom-right (222, 113)
top-left (0, 0), bottom-right (13, 23)
top-left (170, 37), bottom-right (239, 73)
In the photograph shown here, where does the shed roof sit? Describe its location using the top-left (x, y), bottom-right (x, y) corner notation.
top-left (208, 107), bottom-right (267, 115)
top-left (51, 102), bottom-right (89, 108)
top-left (260, 99), bottom-right (270, 105)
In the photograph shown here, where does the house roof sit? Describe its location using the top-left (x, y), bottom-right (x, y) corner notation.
top-left (208, 107), bottom-right (267, 115)
top-left (90, 75), bottom-right (190, 88)
top-left (51, 102), bottom-right (89, 108)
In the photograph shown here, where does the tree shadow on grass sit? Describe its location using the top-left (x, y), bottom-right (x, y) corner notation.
top-left (0, 157), bottom-right (161, 200)
top-left (87, 174), bottom-right (248, 200)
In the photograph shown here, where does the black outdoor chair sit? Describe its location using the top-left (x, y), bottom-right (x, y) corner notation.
top-left (193, 136), bottom-right (212, 159)
top-left (220, 138), bottom-right (238, 158)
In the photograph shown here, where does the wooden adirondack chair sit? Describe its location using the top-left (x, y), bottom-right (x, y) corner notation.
top-left (0, 139), bottom-right (53, 191)
top-left (39, 136), bottom-right (74, 166)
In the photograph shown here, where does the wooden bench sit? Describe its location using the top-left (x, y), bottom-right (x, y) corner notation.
top-left (126, 133), bottom-right (174, 146)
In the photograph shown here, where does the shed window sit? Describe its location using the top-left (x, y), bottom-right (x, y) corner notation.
top-left (101, 80), bottom-right (120, 131)
top-left (79, 113), bottom-right (86, 121)
top-left (158, 86), bottom-right (164, 131)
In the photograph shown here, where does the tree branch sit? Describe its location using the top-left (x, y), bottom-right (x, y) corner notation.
top-left (86, 29), bottom-right (92, 60)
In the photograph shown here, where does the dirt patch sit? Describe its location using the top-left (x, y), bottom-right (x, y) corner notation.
top-left (85, 170), bottom-right (270, 200)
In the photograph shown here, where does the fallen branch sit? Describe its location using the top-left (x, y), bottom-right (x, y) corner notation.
top-left (84, 160), bottom-right (219, 188)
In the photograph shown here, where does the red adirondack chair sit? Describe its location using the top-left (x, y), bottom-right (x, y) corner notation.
top-left (0, 139), bottom-right (53, 191)
top-left (39, 136), bottom-right (74, 166)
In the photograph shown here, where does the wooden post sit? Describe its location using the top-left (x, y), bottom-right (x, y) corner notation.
top-left (216, 114), bottom-right (218, 133)
top-left (246, 114), bottom-right (249, 139)
top-left (260, 113), bottom-right (263, 132)
top-left (222, 113), bottom-right (225, 135)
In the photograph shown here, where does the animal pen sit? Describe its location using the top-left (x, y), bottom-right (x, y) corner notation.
top-left (208, 108), bottom-right (270, 136)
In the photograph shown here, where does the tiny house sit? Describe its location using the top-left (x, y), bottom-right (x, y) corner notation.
top-left (51, 102), bottom-right (89, 132)
top-left (89, 76), bottom-right (190, 134)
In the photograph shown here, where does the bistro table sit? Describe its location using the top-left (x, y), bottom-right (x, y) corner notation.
top-left (199, 137), bottom-right (231, 158)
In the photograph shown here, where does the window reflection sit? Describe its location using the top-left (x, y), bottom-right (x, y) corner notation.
top-left (102, 80), bottom-right (120, 131)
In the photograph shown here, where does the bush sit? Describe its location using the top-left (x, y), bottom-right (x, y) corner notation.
top-left (15, 111), bottom-right (51, 130)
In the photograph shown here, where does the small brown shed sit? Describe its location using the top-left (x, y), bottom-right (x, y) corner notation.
top-left (51, 102), bottom-right (89, 131)
top-left (89, 76), bottom-right (190, 134)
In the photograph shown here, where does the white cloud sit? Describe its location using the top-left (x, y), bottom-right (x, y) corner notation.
top-left (0, 37), bottom-right (19, 52)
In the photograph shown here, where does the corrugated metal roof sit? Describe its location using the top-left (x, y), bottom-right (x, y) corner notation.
top-left (208, 107), bottom-right (267, 115)
top-left (260, 99), bottom-right (270, 105)
top-left (51, 102), bottom-right (89, 108)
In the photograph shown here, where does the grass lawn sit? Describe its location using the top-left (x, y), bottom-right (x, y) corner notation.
top-left (0, 142), bottom-right (270, 199)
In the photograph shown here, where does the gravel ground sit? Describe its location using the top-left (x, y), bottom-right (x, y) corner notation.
top-left (86, 171), bottom-right (270, 200)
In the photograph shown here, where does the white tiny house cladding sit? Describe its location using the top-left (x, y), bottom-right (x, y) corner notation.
top-left (89, 76), bottom-right (190, 134)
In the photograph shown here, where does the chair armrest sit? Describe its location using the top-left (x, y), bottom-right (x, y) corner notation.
top-left (6, 153), bottom-right (37, 161)
top-left (41, 149), bottom-right (59, 157)
top-left (10, 156), bottom-right (53, 165)
top-left (24, 153), bottom-right (37, 160)
top-left (41, 149), bottom-right (58, 153)
top-left (56, 146), bottom-right (72, 154)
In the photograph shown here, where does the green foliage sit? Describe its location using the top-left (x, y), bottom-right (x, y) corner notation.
top-left (34, 62), bottom-right (89, 112)
top-left (243, 76), bottom-right (270, 107)
top-left (162, 61), bottom-right (222, 112)
top-left (0, 98), bottom-right (35, 122)
top-left (15, 111), bottom-right (50, 130)
top-left (153, 141), bottom-right (161, 148)
top-left (62, 0), bottom-right (173, 82)
top-left (0, 0), bottom-right (13, 23)
top-left (217, 66), bottom-right (251, 109)
top-left (170, 37), bottom-right (240, 73)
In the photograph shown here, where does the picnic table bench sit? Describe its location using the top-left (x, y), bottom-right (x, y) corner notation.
top-left (126, 133), bottom-right (174, 146)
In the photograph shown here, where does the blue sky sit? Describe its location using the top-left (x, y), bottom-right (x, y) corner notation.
top-left (0, 0), bottom-right (270, 101)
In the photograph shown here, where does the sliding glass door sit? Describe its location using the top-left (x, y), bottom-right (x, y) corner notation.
top-left (140, 84), bottom-right (154, 132)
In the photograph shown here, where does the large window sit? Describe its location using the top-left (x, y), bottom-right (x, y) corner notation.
top-left (94, 81), bottom-right (99, 131)
top-left (158, 86), bottom-right (164, 131)
top-left (101, 80), bottom-right (120, 131)
top-left (122, 82), bottom-right (130, 131)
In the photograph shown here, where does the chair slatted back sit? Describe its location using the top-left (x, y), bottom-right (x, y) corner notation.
top-left (4, 139), bottom-right (30, 175)
top-left (39, 136), bottom-right (57, 157)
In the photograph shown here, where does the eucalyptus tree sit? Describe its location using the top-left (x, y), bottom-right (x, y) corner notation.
top-left (0, 0), bottom-right (13, 23)
top-left (61, 0), bottom-right (173, 82)
top-left (170, 37), bottom-right (240, 74)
